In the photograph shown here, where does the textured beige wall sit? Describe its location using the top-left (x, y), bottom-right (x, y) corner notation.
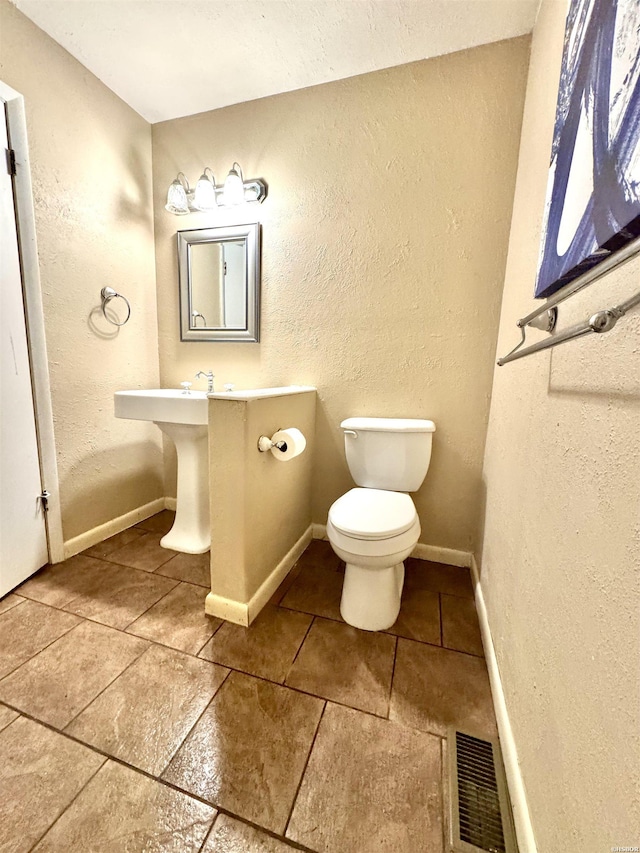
top-left (0, 1), bottom-right (162, 541)
top-left (152, 37), bottom-right (530, 553)
top-left (208, 391), bottom-right (315, 604)
top-left (480, 2), bottom-right (640, 850)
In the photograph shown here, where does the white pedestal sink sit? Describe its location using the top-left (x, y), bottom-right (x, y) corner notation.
top-left (114, 389), bottom-right (210, 554)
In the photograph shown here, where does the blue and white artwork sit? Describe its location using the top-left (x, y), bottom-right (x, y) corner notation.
top-left (535, 0), bottom-right (640, 299)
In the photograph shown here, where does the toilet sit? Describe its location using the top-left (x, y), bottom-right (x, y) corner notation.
top-left (327, 417), bottom-right (436, 631)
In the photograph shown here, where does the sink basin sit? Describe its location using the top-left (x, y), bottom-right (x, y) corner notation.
top-left (114, 389), bottom-right (208, 425)
top-left (115, 389), bottom-right (210, 555)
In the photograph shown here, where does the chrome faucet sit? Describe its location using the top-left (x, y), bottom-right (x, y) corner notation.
top-left (195, 370), bottom-right (215, 393)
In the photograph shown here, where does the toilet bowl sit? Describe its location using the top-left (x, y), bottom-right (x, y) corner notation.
top-left (326, 417), bottom-right (435, 632)
top-left (328, 488), bottom-right (421, 630)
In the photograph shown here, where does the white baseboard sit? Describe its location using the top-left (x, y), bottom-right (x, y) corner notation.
top-left (62, 497), bottom-right (166, 561)
top-left (312, 522), bottom-right (328, 540)
top-left (312, 524), bottom-right (472, 569)
top-left (204, 592), bottom-right (249, 626)
top-left (470, 555), bottom-right (537, 853)
top-left (205, 525), bottom-right (313, 626)
top-left (411, 542), bottom-right (471, 568)
top-left (165, 496), bottom-right (177, 511)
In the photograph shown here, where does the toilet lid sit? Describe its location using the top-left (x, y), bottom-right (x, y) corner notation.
top-left (329, 488), bottom-right (417, 541)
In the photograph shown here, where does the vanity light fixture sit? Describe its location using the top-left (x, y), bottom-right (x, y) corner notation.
top-left (164, 163), bottom-right (267, 215)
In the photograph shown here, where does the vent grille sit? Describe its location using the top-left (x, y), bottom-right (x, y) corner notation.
top-left (450, 730), bottom-right (517, 853)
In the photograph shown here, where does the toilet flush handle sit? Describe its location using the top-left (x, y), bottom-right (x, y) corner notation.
top-left (343, 430), bottom-right (358, 438)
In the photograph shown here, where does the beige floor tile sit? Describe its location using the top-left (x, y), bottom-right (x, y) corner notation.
top-left (286, 702), bottom-right (443, 853)
top-left (0, 703), bottom-right (19, 731)
top-left (0, 592), bottom-right (24, 614)
top-left (163, 671), bottom-right (324, 833)
top-left (67, 644), bottom-right (229, 775)
top-left (0, 599), bottom-right (81, 679)
top-left (280, 565), bottom-right (344, 621)
top-left (62, 562), bottom-right (178, 630)
top-left (390, 639), bottom-right (497, 737)
top-left (0, 620), bottom-right (149, 728)
top-left (105, 531), bottom-right (178, 572)
top-left (441, 593), bottom-right (484, 656)
top-left (199, 605), bottom-right (312, 683)
top-left (203, 814), bottom-right (298, 852)
top-left (126, 582), bottom-right (221, 654)
top-left (17, 555), bottom-right (179, 629)
top-left (0, 715), bottom-right (104, 853)
top-left (297, 539), bottom-right (341, 571)
top-left (82, 527), bottom-right (145, 559)
top-left (18, 554), bottom-right (107, 608)
top-left (404, 558), bottom-right (474, 599)
top-left (155, 551), bottom-right (211, 587)
top-left (286, 617), bottom-right (396, 716)
top-left (32, 760), bottom-right (215, 853)
top-left (386, 577), bottom-right (441, 645)
top-left (135, 509), bottom-right (176, 535)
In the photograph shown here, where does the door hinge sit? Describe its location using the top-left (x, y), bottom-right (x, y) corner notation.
top-left (6, 148), bottom-right (16, 176)
top-left (40, 490), bottom-right (50, 512)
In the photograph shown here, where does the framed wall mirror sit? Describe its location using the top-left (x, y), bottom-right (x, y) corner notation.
top-left (178, 222), bottom-right (261, 342)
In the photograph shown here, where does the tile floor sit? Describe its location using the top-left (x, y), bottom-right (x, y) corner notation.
top-left (0, 510), bottom-right (497, 853)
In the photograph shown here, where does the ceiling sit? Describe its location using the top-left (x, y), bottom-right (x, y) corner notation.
top-left (13, 0), bottom-right (539, 123)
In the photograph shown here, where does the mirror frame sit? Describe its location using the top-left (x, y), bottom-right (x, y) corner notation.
top-left (177, 222), bottom-right (261, 342)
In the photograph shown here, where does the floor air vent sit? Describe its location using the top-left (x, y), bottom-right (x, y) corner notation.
top-left (449, 730), bottom-right (518, 853)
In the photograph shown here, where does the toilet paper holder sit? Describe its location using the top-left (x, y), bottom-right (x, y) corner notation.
top-left (257, 432), bottom-right (288, 453)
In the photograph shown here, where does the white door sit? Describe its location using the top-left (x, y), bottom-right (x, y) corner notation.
top-left (0, 104), bottom-right (48, 595)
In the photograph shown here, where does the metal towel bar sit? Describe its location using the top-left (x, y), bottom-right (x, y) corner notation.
top-left (497, 235), bottom-right (640, 366)
top-left (497, 288), bottom-right (640, 365)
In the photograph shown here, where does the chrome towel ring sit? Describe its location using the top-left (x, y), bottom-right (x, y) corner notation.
top-left (100, 286), bottom-right (131, 327)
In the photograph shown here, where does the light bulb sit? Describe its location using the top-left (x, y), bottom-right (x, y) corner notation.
top-left (193, 172), bottom-right (217, 211)
top-left (222, 164), bottom-right (245, 206)
top-left (165, 178), bottom-right (189, 215)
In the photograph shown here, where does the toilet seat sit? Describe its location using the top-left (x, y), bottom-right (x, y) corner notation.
top-left (329, 488), bottom-right (416, 540)
top-left (327, 515), bottom-right (420, 562)
top-left (327, 488), bottom-right (420, 563)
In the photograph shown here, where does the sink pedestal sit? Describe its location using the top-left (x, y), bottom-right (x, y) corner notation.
top-left (155, 422), bottom-right (210, 554)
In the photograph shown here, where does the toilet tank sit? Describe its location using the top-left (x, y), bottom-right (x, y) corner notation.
top-left (341, 417), bottom-right (436, 492)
